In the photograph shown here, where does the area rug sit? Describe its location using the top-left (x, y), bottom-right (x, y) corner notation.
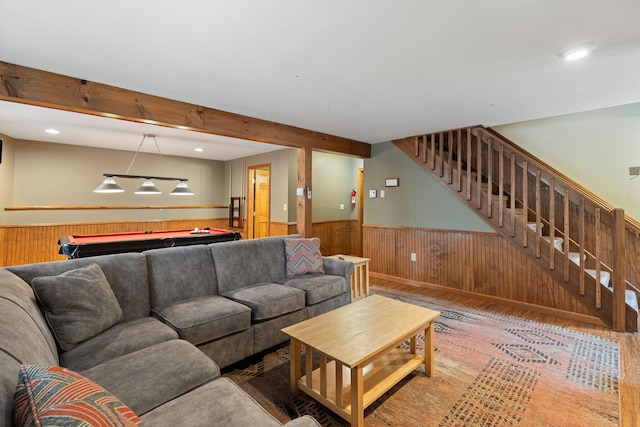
top-left (223, 290), bottom-right (620, 426)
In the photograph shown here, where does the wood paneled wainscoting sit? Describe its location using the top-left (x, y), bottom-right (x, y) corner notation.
top-left (271, 219), bottom-right (361, 257)
top-left (0, 218), bottom-right (360, 267)
top-left (363, 224), bottom-right (604, 326)
top-left (0, 218), bottom-right (232, 267)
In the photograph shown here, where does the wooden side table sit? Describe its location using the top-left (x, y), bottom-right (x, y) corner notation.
top-left (329, 254), bottom-right (370, 301)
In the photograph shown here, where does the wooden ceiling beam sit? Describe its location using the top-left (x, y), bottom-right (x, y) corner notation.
top-left (0, 61), bottom-right (371, 158)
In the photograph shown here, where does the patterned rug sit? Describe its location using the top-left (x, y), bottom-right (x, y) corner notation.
top-left (223, 290), bottom-right (620, 426)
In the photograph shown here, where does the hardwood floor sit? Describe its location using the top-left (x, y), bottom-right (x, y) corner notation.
top-left (370, 274), bottom-right (640, 427)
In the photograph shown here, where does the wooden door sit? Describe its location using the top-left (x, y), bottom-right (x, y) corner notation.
top-left (247, 165), bottom-right (271, 239)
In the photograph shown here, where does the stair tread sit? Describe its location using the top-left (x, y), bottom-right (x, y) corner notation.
top-left (568, 252), bottom-right (583, 265)
top-left (586, 268), bottom-right (611, 287)
top-left (541, 235), bottom-right (564, 251)
top-left (626, 290), bottom-right (639, 312)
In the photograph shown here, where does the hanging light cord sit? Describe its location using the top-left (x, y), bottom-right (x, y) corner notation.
top-left (124, 133), bottom-right (167, 176)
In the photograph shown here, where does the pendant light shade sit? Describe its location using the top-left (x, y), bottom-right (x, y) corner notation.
top-left (170, 181), bottom-right (195, 196)
top-left (94, 176), bottom-right (125, 193)
top-left (135, 179), bottom-right (161, 195)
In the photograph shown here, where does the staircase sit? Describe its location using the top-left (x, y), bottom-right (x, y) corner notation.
top-left (393, 126), bottom-right (639, 332)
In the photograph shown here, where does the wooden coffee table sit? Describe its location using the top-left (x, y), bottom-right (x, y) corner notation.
top-left (281, 294), bottom-right (440, 426)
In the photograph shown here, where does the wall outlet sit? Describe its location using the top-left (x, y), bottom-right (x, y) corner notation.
top-left (630, 166), bottom-right (640, 176)
top-left (339, 203), bottom-right (345, 210)
top-left (411, 253), bottom-right (417, 262)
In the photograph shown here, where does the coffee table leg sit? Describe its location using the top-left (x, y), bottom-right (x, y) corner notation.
top-left (424, 322), bottom-right (434, 377)
top-left (350, 366), bottom-right (364, 427)
top-left (290, 339), bottom-right (301, 395)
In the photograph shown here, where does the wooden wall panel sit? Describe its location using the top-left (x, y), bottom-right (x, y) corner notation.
top-left (363, 224), bottom-right (593, 316)
top-left (0, 218), bottom-right (229, 267)
top-left (0, 218), bottom-right (359, 267)
top-left (268, 222), bottom-right (291, 237)
top-left (311, 220), bottom-right (357, 256)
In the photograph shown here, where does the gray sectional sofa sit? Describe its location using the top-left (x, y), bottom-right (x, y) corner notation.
top-left (0, 235), bottom-right (354, 426)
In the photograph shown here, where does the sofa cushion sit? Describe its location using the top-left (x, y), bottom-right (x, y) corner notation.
top-left (8, 253), bottom-right (151, 322)
top-left (224, 283), bottom-right (305, 322)
top-left (81, 339), bottom-right (220, 416)
top-left (141, 377), bottom-right (283, 427)
top-left (210, 235), bottom-right (294, 293)
top-left (60, 317), bottom-right (179, 372)
top-left (31, 263), bottom-right (123, 351)
top-left (280, 274), bottom-right (348, 305)
top-left (0, 270), bottom-right (60, 427)
top-left (145, 245), bottom-right (218, 308)
top-left (14, 364), bottom-right (141, 426)
top-left (0, 270), bottom-right (58, 366)
top-left (284, 237), bottom-right (324, 277)
top-left (152, 295), bottom-right (251, 345)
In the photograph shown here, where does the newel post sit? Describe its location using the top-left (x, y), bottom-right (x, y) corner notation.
top-left (612, 208), bottom-right (626, 331)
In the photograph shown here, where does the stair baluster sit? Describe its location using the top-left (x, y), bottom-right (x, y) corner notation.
top-left (549, 178), bottom-right (556, 270)
top-left (535, 170), bottom-right (542, 258)
top-left (564, 189), bottom-right (571, 282)
top-left (510, 153), bottom-right (516, 236)
top-left (612, 208), bottom-right (627, 331)
top-left (476, 135), bottom-right (482, 208)
top-left (466, 129), bottom-right (472, 200)
top-left (522, 161), bottom-right (529, 247)
top-left (579, 198), bottom-right (586, 295)
top-left (595, 208), bottom-right (602, 308)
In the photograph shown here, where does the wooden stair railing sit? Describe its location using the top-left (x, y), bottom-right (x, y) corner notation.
top-left (393, 125), bottom-right (638, 332)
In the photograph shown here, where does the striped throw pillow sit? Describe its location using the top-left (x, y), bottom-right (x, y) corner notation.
top-left (285, 237), bottom-right (325, 277)
top-left (14, 365), bottom-right (141, 427)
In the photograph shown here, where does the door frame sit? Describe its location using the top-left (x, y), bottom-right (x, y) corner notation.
top-left (247, 163), bottom-right (271, 239)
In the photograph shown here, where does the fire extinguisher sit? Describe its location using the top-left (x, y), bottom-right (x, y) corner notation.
top-left (351, 189), bottom-right (357, 205)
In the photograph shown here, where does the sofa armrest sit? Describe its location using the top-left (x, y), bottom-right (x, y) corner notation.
top-left (282, 415), bottom-right (322, 427)
top-left (322, 257), bottom-right (354, 282)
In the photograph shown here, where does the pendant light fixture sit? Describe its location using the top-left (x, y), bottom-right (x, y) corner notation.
top-left (170, 181), bottom-right (195, 196)
top-left (94, 133), bottom-right (194, 195)
top-left (135, 179), bottom-right (162, 195)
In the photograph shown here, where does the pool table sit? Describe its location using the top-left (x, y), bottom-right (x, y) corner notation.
top-left (58, 227), bottom-right (241, 259)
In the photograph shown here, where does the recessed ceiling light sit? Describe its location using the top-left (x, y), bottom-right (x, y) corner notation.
top-left (558, 42), bottom-right (596, 61)
top-left (45, 128), bottom-right (60, 135)
top-left (194, 147), bottom-right (204, 153)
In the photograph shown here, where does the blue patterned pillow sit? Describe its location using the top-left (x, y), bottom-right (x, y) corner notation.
top-left (14, 364), bottom-right (141, 426)
top-left (285, 237), bottom-right (325, 277)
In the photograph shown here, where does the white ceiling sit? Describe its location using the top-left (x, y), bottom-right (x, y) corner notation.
top-left (1, 0), bottom-right (639, 160)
